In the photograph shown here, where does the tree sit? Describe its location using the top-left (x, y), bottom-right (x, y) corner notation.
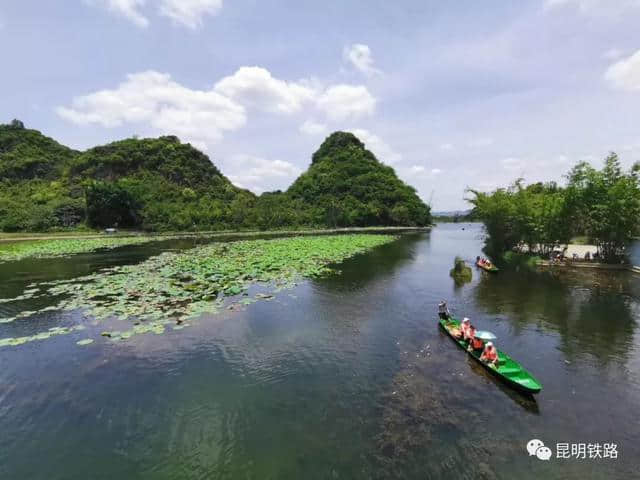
top-left (470, 152), bottom-right (640, 263)
top-left (85, 181), bottom-right (140, 228)
top-left (565, 153), bottom-right (640, 262)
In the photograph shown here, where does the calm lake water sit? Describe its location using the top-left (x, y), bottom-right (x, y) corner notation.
top-left (1, 224), bottom-right (639, 479)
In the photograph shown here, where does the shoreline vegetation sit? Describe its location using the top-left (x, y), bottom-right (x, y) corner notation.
top-left (0, 234), bottom-right (396, 347)
top-left (0, 123), bottom-right (431, 233)
top-left (468, 153), bottom-right (640, 265)
top-left (0, 226), bottom-right (427, 262)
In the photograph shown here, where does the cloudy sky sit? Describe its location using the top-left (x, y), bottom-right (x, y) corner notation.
top-left (1, 0), bottom-right (639, 210)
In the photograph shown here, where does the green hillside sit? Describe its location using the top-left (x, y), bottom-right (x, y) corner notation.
top-left (69, 136), bottom-right (255, 231)
top-left (0, 121), bottom-right (82, 231)
top-left (0, 122), bottom-right (430, 232)
top-left (253, 132), bottom-right (431, 228)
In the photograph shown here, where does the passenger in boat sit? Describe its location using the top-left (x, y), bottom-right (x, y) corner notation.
top-left (460, 317), bottom-right (472, 340)
top-left (438, 300), bottom-right (450, 320)
top-left (480, 341), bottom-right (499, 367)
top-left (466, 326), bottom-right (484, 352)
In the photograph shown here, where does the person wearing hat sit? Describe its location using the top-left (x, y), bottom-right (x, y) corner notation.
top-left (450, 317), bottom-right (472, 340)
top-left (460, 318), bottom-right (472, 339)
top-left (438, 300), bottom-right (450, 320)
top-left (480, 341), bottom-right (499, 367)
top-left (466, 325), bottom-right (484, 352)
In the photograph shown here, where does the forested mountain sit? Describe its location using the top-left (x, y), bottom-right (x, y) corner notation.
top-left (251, 132), bottom-right (431, 228)
top-left (70, 136), bottom-right (255, 231)
top-left (0, 121), bottom-right (83, 230)
top-left (0, 122), bottom-right (431, 232)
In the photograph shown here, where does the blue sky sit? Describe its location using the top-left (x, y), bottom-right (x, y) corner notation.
top-left (1, 0), bottom-right (639, 209)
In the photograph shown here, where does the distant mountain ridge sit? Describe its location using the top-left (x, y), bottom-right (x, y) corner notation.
top-left (0, 121), bottom-right (431, 231)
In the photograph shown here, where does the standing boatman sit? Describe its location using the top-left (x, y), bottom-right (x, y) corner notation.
top-left (438, 300), bottom-right (450, 320)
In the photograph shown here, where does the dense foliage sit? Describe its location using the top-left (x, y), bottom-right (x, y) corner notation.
top-left (0, 124), bottom-right (430, 232)
top-left (0, 122), bottom-right (83, 231)
top-left (468, 153), bottom-right (640, 263)
top-left (449, 256), bottom-right (472, 284)
top-left (254, 132), bottom-right (432, 228)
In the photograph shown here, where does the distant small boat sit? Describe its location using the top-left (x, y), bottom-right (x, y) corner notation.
top-left (476, 261), bottom-right (499, 273)
top-left (439, 317), bottom-right (542, 394)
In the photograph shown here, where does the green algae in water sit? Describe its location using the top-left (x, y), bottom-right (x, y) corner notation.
top-left (76, 339), bottom-right (94, 346)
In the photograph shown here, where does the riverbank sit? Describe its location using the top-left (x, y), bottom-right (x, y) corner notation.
top-left (537, 260), bottom-right (640, 274)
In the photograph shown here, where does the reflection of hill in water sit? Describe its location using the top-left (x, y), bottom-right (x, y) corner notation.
top-left (473, 268), bottom-right (639, 363)
top-left (313, 233), bottom-right (427, 293)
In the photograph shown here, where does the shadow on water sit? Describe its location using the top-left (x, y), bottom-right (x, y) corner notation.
top-left (473, 267), bottom-right (638, 363)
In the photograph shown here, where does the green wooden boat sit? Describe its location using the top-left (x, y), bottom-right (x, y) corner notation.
top-left (476, 261), bottom-right (499, 273)
top-left (439, 317), bottom-right (542, 394)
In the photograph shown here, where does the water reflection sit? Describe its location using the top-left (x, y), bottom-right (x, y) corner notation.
top-left (1, 225), bottom-right (639, 480)
top-left (315, 232), bottom-right (427, 292)
top-left (474, 268), bottom-right (638, 363)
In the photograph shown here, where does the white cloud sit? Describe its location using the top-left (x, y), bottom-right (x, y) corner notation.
top-left (343, 44), bottom-right (381, 77)
top-left (57, 67), bottom-right (377, 150)
top-left (226, 154), bottom-right (301, 193)
top-left (214, 66), bottom-right (317, 114)
top-left (410, 165), bottom-right (425, 173)
top-left (439, 143), bottom-right (454, 151)
top-left (57, 70), bottom-right (245, 147)
top-left (299, 120), bottom-right (326, 135)
top-left (350, 128), bottom-right (402, 164)
top-left (88, 0), bottom-right (149, 27)
top-left (87, 0), bottom-right (223, 28)
top-left (159, 0), bottom-right (222, 28)
top-left (605, 49), bottom-right (640, 91)
top-left (317, 85), bottom-right (376, 121)
top-left (431, 168), bottom-right (442, 175)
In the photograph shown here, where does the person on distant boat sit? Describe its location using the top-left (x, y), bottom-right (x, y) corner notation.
top-left (438, 300), bottom-right (450, 320)
top-left (480, 341), bottom-right (499, 367)
top-left (466, 326), bottom-right (484, 352)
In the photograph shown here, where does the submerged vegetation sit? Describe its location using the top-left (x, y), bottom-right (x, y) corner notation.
top-left (468, 153), bottom-right (640, 263)
top-left (0, 123), bottom-right (431, 232)
top-left (0, 236), bottom-right (157, 262)
top-left (0, 234), bottom-right (395, 347)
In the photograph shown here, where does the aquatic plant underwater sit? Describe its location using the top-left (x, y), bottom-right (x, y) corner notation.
top-left (0, 234), bottom-right (395, 347)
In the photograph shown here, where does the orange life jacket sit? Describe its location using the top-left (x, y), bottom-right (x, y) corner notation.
top-left (484, 347), bottom-right (497, 361)
top-left (470, 337), bottom-right (483, 349)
